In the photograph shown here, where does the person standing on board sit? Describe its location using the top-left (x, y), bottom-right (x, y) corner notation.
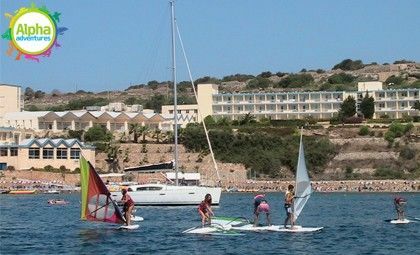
top-left (253, 194), bottom-right (271, 227)
top-left (284, 184), bottom-right (295, 229)
top-left (394, 196), bottom-right (407, 220)
top-left (198, 194), bottom-right (214, 227)
top-left (121, 189), bottom-right (135, 226)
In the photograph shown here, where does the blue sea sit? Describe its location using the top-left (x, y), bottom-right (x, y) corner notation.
top-left (0, 192), bottom-right (419, 255)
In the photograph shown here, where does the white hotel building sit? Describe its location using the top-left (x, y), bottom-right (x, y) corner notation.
top-left (201, 82), bottom-right (419, 121)
top-left (162, 82), bottom-right (418, 123)
top-left (0, 83), bottom-right (418, 134)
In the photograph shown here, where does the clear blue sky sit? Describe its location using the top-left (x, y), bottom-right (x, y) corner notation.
top-left (1, 0), bottom-right (419, 93)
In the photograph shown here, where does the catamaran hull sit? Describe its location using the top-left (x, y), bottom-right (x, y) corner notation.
top-left (111, 185), bottom-right (222, 206)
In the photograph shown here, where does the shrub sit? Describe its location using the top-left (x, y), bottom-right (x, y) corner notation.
top-left (358, 126), bottom-right (370, 136)
top-left (328, 73), bottom-right (355, 84)
top-left (389, 122), bottom-right (405, 137)
top-left (384, 131), bottom-right (395, 144)
top-left (404, 123), bottom-right (414, 134)
top-left (343, 116), bottom-right (363, 124)
top-left (374, 167), bottom-right (404, 179)
top-left (333, 59), bottom-right (364, 71)
top-left (6, 166), bottom-right (15, 171)
top-left (276, 74), bottom-right (314, 88)
top-left (385, 75), bottom-right (405, 85)
top-left (400, 146), bottom-right (416, 160)
top-left (44, 165), bottom-right (54, 172)
top-left (401, 114), bottom-right (413, 123)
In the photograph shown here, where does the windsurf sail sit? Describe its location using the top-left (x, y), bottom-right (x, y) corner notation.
top-left (293, 129), bottom-right (312, 221)
top-left (80, 156), bottom-right (125, 224)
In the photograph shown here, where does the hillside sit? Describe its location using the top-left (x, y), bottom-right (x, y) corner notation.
top-left (24, 60), bottom-right (420, 113)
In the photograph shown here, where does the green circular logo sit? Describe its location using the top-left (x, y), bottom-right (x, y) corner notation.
top-left (10, 9), bottom-right (56, 55)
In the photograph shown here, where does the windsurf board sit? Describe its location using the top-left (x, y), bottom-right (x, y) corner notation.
top-left (118, 224), bottom-right (140, 230)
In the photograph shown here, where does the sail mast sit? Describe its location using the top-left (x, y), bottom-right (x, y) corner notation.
top-left (170, 1), bottom-right (179, 186)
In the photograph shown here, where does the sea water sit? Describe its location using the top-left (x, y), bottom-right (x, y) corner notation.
top-left (0, 193), bottom-right (419, 255)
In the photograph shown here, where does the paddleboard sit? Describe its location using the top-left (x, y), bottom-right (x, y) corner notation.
top-left (118, 224), bottom-right (140, 230)
top-left (270, 225), bottom-right (324, 232)
top-left (389, 219), bottom-right (410, 224)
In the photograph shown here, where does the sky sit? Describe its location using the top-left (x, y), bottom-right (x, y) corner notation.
top-left (0, 0), bottom-right (419, 93)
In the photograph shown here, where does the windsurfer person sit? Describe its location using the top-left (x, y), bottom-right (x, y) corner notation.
top-left (253, 194), bottom-right (271, 227)
top-left (121, 189), bottom-right (135, 226)
top-left (284, 184), bottom-right (295, 229)
top-left (394, 196), bottom-right (407, 220)
top-left (198, 194), bottom-right (214, 227)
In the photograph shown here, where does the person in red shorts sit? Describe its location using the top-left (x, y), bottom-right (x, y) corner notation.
top-left (198, 194), bottom-right (214, 227)
top-left (253, 194), bottom-right (271, 227)
top-left (121, 189), bottom-right (135, 226)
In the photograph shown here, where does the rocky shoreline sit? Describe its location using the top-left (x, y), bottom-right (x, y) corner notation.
top-left (0, 169), bottom-right (418, 193)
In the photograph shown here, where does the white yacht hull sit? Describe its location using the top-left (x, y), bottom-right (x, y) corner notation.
top-left (111, 184), bottom-right (222, 206)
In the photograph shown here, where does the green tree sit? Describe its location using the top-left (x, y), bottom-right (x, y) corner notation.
top-left (84, 125), bottom-right (112, 142)
top-left (385, 75), bottom-right (405, 86)
top-left (129, 123), bottom-right (141, 143)
top-left (239, 113), bottom-right (256, 125)
top-left (144, 94), bottom-right (169, 113)
top-left (412, 100), bottom-right (420, 110)
top-left (275, 74), bottom-right (314, 88)
top-left (332, 59), bottom-right (364, 71)
top-left (328, 73), bottom-right (355, 84)
top-left (340, 96), bottom-right (356, 118)
top-left (34, 90), bottom-right (45, 99)
top-left (360, 92), bottom-right (375, 118)
top-left (246, 77), bottom-right (271, 89)
top-left (204, 115), bottom-right (216, 126)
top-left (139, 126), bottom-right (149, 143)
top-left (258, 71), bottom-right (272, 78)
top-left (24, 87), bottom-right (35, 100)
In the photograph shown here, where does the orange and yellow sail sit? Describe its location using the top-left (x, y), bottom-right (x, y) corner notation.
top-left (80, 157), bottom-right (125, 224)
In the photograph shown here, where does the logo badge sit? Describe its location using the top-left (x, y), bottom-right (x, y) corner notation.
top-left (1, 3), bottom-right (68, 62)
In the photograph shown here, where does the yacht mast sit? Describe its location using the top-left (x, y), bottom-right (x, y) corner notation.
top-left (170, 1), bottom-right (179, 186)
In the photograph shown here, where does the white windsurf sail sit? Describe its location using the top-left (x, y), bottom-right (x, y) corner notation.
top-left (293, 129), bottom-right (312, 221)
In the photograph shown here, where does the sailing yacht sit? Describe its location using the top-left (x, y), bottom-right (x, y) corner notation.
top-left (110, 1), bottom-right (221, 205)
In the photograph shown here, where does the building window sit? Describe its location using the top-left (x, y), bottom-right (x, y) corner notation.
top-left (43, 148), bottom-right (54, 159)
top-left (169, 110), bottom-right (174, 114)
top-left (186, 110), bottom-right (189, 114)
top-left (303, 105), bottom-right (306, 110)
top-left (401, 92), bottom-right (407, 97)
top-left (57, 148), bottom-right (68, 159)
top-left (10, 147), bottom-right (18, 156)
top-left (194, 110), bottom-right (198, 113)
top-left (379, 103), bottom-right (385, 108)
top-left (280, 106), bottom-right (284, 110)
top-left (414, 91), bottom-right (418, 96)
top-left (177, 110), bottom-right (181, 114)
top-left (401, 102), bottom-right (405, 108)
top-left (0, 148), bottom-right (7, 156)
top-left (70, 148), bottom-right (80, 159)
top-left (29, 148), bottom-right (40, 159)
